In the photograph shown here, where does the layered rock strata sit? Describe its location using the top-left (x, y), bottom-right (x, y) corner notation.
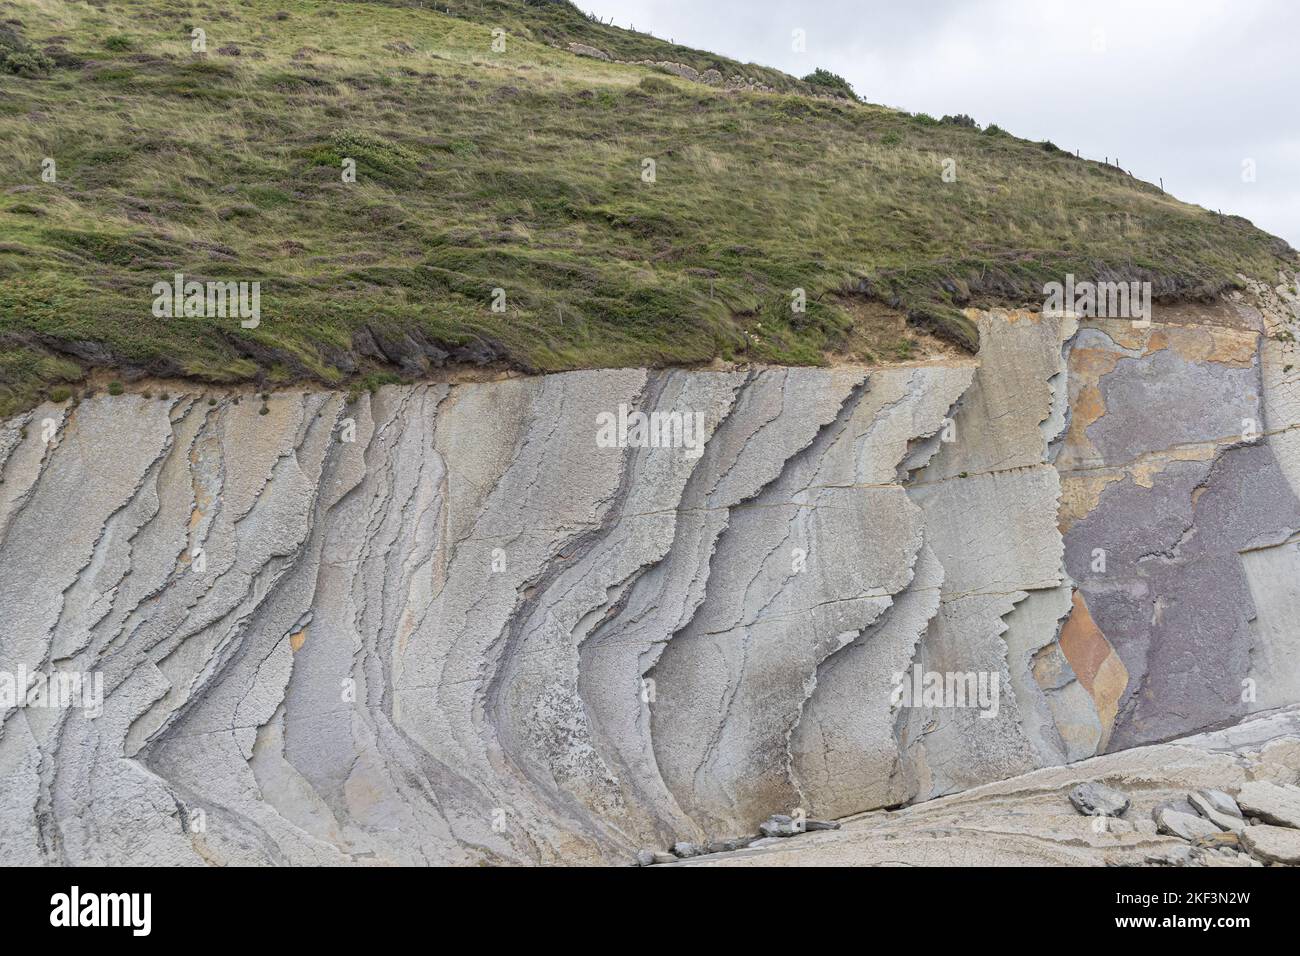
top-left (1, 278), bottom-right (1298, 864)
top-left (680, 705), bottom-right (1300, 867)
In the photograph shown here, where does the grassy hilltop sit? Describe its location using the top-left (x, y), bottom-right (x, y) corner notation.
top-left (0, 0), bottom-right (1294, 413)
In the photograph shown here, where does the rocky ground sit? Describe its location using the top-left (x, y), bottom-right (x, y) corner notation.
top-left (653, 706), bottom-right (1300, 866)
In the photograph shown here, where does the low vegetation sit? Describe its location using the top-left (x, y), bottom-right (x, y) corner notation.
top-left (0, 0), bottom-right (1293, 414)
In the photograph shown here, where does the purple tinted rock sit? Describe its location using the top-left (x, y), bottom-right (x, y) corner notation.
top-left (1066, 444), bottom-right (1300, 749)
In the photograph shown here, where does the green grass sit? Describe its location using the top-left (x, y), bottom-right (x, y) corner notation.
top-left (0, 0), bottom-right (1294, 415)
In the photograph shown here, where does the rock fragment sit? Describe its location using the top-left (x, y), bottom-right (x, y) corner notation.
top-left (755, 814), bottom-right (843, 838)
top-left (1188, 791), bottom-right (1245, 833)
top-left (1196, 789), bottom-right (1243, 819)
top-left (1069, 782), bottom-right (1130, 817)
top-left (1144, 844), bottom-right (1194, 866)
top-left (1236, 781), bottom-right (1300, 829)
top-left (706, 838), bottom-right (755, 853)
top-left (1154, 806), bottom-right (1221, 841)
top-left (1195, 847), bottom-right (1261, 867)
top-left (567, 42), bottom-right (610, 61)
top-left (759, 814), bottom-right (800, 838)
top-left (1241, 825), bottom-right (1300, 865)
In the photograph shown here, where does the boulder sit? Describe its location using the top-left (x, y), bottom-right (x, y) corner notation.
top-left (1236, 781), bottom-right (1300, 829)
top-left (1241, 825), bottom-right (1300, 865)
top-left (566, 43), bottom-right (610, 61)
top-left (1197, 789), bottom-right (1244, 819)
top-left (1188, 791), bottom-right (1245, 833)
top-left (1154, 806), bottom-right (1220, 841)
top-left (1069, 782), bottom-right (1130, 817)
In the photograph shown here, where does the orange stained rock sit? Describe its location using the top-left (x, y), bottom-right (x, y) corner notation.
top-left (1057, 473), bottom-right (1121, 533)
top-left (1058, 590), bottom-right (1127, 749)
top-left (1054, 345), bottom-right (1124, 473)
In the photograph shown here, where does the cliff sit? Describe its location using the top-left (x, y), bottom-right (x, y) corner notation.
top-left (3, 282), bottom-right (1297, 864)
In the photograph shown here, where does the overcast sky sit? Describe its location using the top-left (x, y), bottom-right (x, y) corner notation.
top-left (579, 0), bottom-right (1300, 250)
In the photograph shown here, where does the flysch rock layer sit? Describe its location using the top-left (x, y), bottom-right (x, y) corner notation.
top-left (1, 280), bottom-right (1298, 864)
top-left (1059, 284), bottom-right (1300, 752)
top-left (678, 705), bottom-right (1300, 866)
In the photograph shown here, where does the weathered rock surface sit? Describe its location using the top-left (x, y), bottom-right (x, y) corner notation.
top-left (759, 816), bottom-right (801, 838)
top-left (1236, 780), bottom-right (1300, 829)
top-left (1197, 789), bottom-right (1243, 819)
top-left (1188, 790), bottom-right (1245, 832)
top-left (678, 706), bottom-right (1300, 866)
top-left (1155, 807), bottom-right (1220, 841)
top-left (1241, 824), bottom-right (1300, 865)
top-left (2, 286), bottom-right (1298, 865)
top-left (1069, 782), bottom-right (1130, 817)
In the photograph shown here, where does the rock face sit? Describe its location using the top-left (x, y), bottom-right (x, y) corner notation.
top-left (678, 706), bottom-right (1300, 867)
top-left (1, 283), bottom-right (1298, 865)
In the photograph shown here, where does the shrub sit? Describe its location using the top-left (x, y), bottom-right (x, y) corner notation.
top-left (802, 68), bottom-right (857, 101)
top-left (638, 75), bottom-right (674, 95)
top-left (1, 50), bottom-right (53, 76)
top-left (48, 386), bottom-right (72, 403)
top-left (0, 23), bottom-right (52, 77)
top-left (941, 114), bottom-right (978, 129)
top-left (107, 381), bottom-right (124, 396)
